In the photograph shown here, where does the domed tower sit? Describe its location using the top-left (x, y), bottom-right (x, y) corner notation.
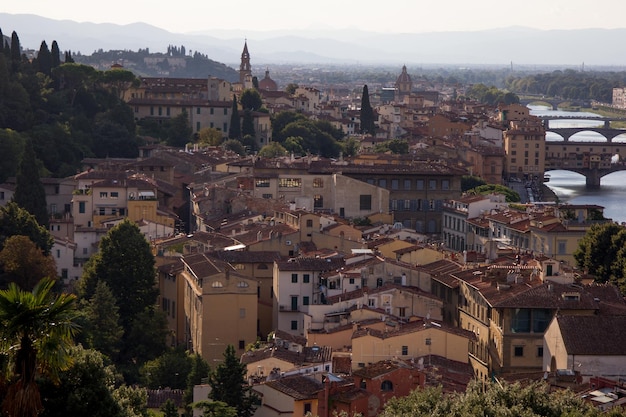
top-left (239, 40), bottom-right (252, 86)
top-left (258, 68), bottom-right (278, 91)
top-left (395, 65), bottom-right (412, 101)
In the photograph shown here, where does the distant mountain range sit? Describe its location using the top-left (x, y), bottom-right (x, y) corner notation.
top-left (2, 13), bottom-right (626, 68)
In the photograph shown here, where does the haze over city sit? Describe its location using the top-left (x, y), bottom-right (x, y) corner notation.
top-left (3, 0), bottom-right (624, 34)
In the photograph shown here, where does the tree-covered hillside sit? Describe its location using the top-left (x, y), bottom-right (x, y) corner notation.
top-left (0, 29), bottom-right (165, 178)
top-left (73, 45), bottom-right (239, 80)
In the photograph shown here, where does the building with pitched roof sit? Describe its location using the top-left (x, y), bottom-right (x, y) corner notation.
top-left (351, 360), bottom-right (424, 416)
top-left (273, 257), bottom-right (345, 336)
top-left (452, 262), bottom-right (626, 380)
top-left (181, 253), bottom-right (258, 363)
top-left (207, 250), bottom-right (282, 338)
top-left (351, 318), bottom-right (475, 370)
top-left (544, 314), bottom-right (626, 382)
top-left (242, 344), bottom-right (332, 382)
top-left (253, 374), bottom-right (325, 417)
top-left (442, 193), bottom-right (507, 253)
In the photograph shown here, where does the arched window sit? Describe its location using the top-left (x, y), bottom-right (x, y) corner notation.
top-left (237, 281), bottom-right (249, 288)
top-left (257, 263), bottom-right (269, 270)
top-left (211, 281), bottom-right (223, 288)
top-left (381, 380), bottom-right (393, 391)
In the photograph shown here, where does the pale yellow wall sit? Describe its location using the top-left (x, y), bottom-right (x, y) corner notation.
top-left (247, 230), bottom-right (301, 257)
top-left (308, 231), bottom-right (363, 256)
top-left (245, 357), bottom-right (294, 379)
top-left (397, 247), bottom-right (445, 268)
top-left (294, 399), bottom-right (318, 417)
top-left (377, 240), bottom-right (415, 259)
top-left (530, 228), bottom-right (586, 266)
top-left (351, 327), bottom-right (470, 369)
top-left (183, 270), bottom-right (258, 364)
top-left (158, 268), bottom-right (186, 347)
top-left (543, 318), bottom-right (565, 372)
top-left (306, 328), bottom-right (353, 351)
top-left (503, 119), bottom-right (546, 178)
top-left (254, 384), bottom-right (295, 417)
top-left (325, 224), bottom-right (362, 242)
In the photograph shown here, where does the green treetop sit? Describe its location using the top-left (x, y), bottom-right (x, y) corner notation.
top-left (209, 345), bottom-right (258, 417)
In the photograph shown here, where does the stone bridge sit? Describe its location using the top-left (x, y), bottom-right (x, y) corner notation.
top-left (519, 96), bottom-right (566, 110)
top-left (546, 127), bottom-right (626, 142)
top-left (545, 140), bottom-right (626, 188)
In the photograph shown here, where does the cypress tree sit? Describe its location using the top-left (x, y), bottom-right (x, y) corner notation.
top-left (242, 109), bottom-right (255, 138)
top-left (0, 28), bottom-right (4, 55)
top-left (209, 345), bottom-right (258, 417)
top-left (37, 40), bottom-right (52, 76)
top-left (360, 84), bottom-right (376, 135)
top-left (13, 139), bottom-right (48, 228)
top-left (64, 50), bottom-right (75, 64)
top-left (51, 40), bottom-right (61, 69)
top-left (9, 31), bottom-right (20, 62)
top-left (228, 95), bottom-right (241, 139)
top-left (9, 31), bottom-right (21, 72)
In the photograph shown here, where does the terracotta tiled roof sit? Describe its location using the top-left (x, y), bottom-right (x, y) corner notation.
top-left (233, 223), bottom-right (298, 246)
top-left (241, 345), bottom-right (332, 367)
top-left (182, 252), bottom-right (226, 278)
top-left (332, 356), bottom-right (352, 374)
top-left (274, 329), bottom-right (307, 347)
top-left (352, 360), bottom-right (406, 379)
top-left (557, 315), bottom-right (626, 355)
top-left (492, 282), bottom-right (599, 310)
top-left (276, 257), bottom-right (345, 272)
top-left (420, 259), bottom-right (464, 288)
top-left (331, 387), bottom-right (369, 403)
top-left (264, 375), bottom-right (324, 400)
top-left (207, 250), bottom-right (282, 264)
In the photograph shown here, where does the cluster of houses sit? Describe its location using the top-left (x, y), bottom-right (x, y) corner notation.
top-left (4, 42), bottom-right (626, 416)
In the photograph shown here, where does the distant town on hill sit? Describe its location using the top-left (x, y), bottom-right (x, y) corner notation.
top-left (72, 47), bottom-right (240, 80)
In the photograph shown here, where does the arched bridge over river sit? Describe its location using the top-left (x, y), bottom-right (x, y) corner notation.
top-left (538, 115), bottom-right (626, 142)
top-left (545, 140), bottom-right (626, 188)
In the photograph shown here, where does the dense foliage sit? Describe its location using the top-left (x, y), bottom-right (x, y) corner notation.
top-left (460, 175), bottom-right (487, 192)
top-left (505, 69), bottom-right (626, 103)
top-left (270, 111), bottom-right (344, 158)
top-left (0, 278), bottom-right (80, 417)
top-left (13, 139), bottom-right (48, 227)
top-left (79, 219), bottom-right (167, 381)
top-left (574, 222), bottom-right (626, 293)
top-left (466, 184), bottom-right (521, 202)
top-left (208, 345), bottom-right (258, 417)
top-left (381, 380), bottom-right (626, 417)
top-left (40, 346), bottom-right (126, 417)
top-left (0, 202), bottom-right (54, 256)
top-left (464, 83), bottom-right (519, 106)
top-left (0, 31), bottom-right (144, 178)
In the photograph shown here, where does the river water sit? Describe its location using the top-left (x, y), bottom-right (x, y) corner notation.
top-left (528, 105), bottom-right (626, 224)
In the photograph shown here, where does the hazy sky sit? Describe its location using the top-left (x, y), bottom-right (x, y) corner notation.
top-left (3, 0), bottom-right (623, 34)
